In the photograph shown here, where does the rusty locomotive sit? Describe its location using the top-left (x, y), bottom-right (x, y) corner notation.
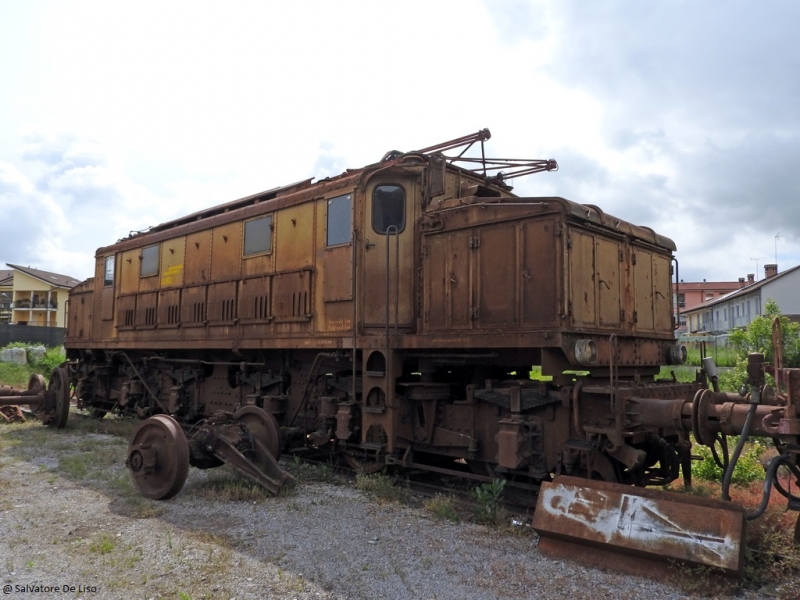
top-left (60, 130), bottom-right (799, 541)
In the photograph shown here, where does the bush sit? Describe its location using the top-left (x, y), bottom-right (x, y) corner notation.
top-left (691, 436), bottom-right (768, 484)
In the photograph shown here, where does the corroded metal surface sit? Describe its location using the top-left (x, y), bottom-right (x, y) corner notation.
top-left (533, 476), bottom-right (746, 575)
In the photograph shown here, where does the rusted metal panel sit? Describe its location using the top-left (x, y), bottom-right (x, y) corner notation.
top-left (242, 251), bottom-right (274, 278)
top-left (272, 270), bottom-right (312, 322)
top-left (362, 179), bottom-right (415, 327)
top-left (239, 276), bottom-right (271, 323)
top-left (67, 291), bottom-right (93, 341)
top-left (596, 237), bottom-right (622, 328)
top-left (425, 231), bottom-right (474, 331)
top-left (633, 249), bottom-right (655, 331)
top-left (117, 294), bottom-right (136, 331)
top-left (276, 204), bottom-right (314, 272)
top-left (157, 289), bottom-right (181, 328)
top-left (208, 281), bottom-right (237, 323)
top-left (181, 286), bottom-right (207, 327)
top-left (533, 476), bottom-right (746, 575)
top-left (184, 230), bottom-right (212, 286)
top-left (569, 230), bottom-right (596, 327)
top-left (134, 292), bottom-right (158, 329)
top-left (448, 231), bottom-right (473, 329)
top-left (521, 218), bottom-right (558, 327)
top-left (211, 222), bottom-right (242, 282)
top-left (424, 235), bottom-right (448, 330)
top-left (160, 236), bottom-right (185, 288)
top-left (322, 244), bottom-right (353, 302)
top-left (477, 224), bottom-right (517, 326)
top-left (119, 249), bottom-right (140, 295)
top-left (653, 253), bottom-right (672, 331)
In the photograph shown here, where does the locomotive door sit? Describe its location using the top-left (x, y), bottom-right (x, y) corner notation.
top-left (362, 179), bottom-right (415, 328)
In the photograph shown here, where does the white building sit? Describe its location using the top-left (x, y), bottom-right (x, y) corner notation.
top-left (683, 264), bottom-right (800, 334)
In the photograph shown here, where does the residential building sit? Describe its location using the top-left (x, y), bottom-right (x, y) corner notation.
top-left (6, 264), bottom-right (81, 328)
top-left (672, 278), bottom-right (742, 334)
top-left (0, 269), bottom-right (12, 323)
top-left (683, 264), bottom-right (800, 334)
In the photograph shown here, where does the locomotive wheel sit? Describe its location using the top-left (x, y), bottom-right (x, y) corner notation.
top-left (38, 368), bottom-right (70, 429)
top-left (126, 415), bottom-right (190, 500)
top-left (233, 406), bottom-right (282, 459)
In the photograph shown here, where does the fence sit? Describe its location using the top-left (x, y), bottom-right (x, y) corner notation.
top-left (0, 324), bottom-right (66, 348)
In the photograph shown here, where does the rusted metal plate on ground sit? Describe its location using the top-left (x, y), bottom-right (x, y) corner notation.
top-left (533, 476), bottom-right (746, 575)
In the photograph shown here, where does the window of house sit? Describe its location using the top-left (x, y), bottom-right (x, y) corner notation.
top-left (104, 255), bottom-right (115, 287)
top-left (705, 292), bottom-right (714, 301)
top-left (372, 185), bottom-right (405, 234)
top-left (327, 194), bottom-right (351, 246)
top-left (724, 307), bottom-right (728, 320)
top-left (244, 215), bottom-right (273, 256)
top-left (677, 293), bottom-right (685, 308)
top-left (140, 245), bottom-right (159, 277)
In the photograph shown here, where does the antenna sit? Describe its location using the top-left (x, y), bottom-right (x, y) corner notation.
top-left (750, 256), bottom-right (768, 280)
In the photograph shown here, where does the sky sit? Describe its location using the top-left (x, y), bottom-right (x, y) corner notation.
top-left (1, 1), bottom-right (799, 283)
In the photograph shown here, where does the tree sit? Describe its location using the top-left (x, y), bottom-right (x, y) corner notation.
top-left (719, 299), bottom-right (800, 391)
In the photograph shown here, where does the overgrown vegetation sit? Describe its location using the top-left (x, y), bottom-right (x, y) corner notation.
top-left (719, 299), bottom-right (800, 391)
top-left (472, 479), bottom-right (506, 526)
top-left (0, 343), bottom-right (65, 386)
top-left (354, 471), bottom-right (410, 503)
top-left (690, 436), bottom-right (768, 484)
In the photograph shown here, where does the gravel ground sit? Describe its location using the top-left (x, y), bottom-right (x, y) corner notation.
top-left (0, 417), bottom-right (784, 600)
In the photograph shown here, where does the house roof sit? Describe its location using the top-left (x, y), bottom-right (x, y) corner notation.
top-left (683, 263), bottom-right (800, 315)
top-left (673, 281), bottom-right (742, 292)
top-left (0, 269), bottom-right (12, 286)
top-left (5, 264), bottom-right (81, 289)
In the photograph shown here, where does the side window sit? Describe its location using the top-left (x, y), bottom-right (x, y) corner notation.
top-left (244, 215), bottom-right (273, 256)
top-left (372, 184), bottom-right (405, 234)
top-left (327, 193), bottom-right (351, 246)
top-left (140, 245), bottom-right (159, 277)
top-left (104, 255), bottom-right (115, 287)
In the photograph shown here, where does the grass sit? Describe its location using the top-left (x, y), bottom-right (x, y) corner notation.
top-left (423, 493), bottom-right (462, 523)
top-left (0, 344), bottom-right (66, 383)
top-left (354, 471), bottom-right (410, 503)
top-left (194, 469), bottom-right (272, 502)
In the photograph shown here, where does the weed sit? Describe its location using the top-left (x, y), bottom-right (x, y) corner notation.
top-left (178, 592), bottom-right (192, 600)
top-left (89, 534), bottom-right (116, 555)
top-left (423, 493), bottom-right (461, 523)
top-left (691, 436), bottom-right (767, 484)
top-left (194, 469), bottom-right (271, 502)
top-left (473, 479), bottom-right (506, 526)
top-left (58, 454), bottom-right (89, 478)
top-left (355, 471), bottom-right (409, 503)
top-left (25, 560), bottom-right (34, 568)
top-left (286, 455), bottom-right (340, 484)
top-left (666, 561), bottom-right (736, 597)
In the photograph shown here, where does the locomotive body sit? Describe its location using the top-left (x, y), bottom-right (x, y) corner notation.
top-left (64, 130), bottom-right (697, 498)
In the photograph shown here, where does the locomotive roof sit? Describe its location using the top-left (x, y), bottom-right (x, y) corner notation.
top-left (100, 130), bottom-right (675, 255)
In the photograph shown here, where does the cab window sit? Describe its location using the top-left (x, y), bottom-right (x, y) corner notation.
top-left (372, 185), bottom-right (405, 234)
top-left (104, 255), bottom-right (115, 286)
top-left (140, 245), bottom-right (159, 277)
top-left (244, 215), bottom-right (273, 256)
top-left (327, 194), bottom-right (351, 246)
